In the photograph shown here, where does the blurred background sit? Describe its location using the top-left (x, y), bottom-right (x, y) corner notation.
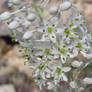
top-left (0, 0), bottom-right (92, 92)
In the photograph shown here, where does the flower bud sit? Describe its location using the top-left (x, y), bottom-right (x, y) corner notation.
top-left (83, 77), bottom-right (92, 85)
top-left (8, 21), bottom-right (20, 29)
top-left (62, 67), bottom-right (71, 72)
top-left (0, 12), bottom-right (12, 20)
top-left (27, 13), bottom-right (36, 21)
top-left (49, 6), bottom-right (58, 15)
top-left (22, 20), bottom-right (31, 28)
top-left (59, 1), bottom-right (72, 11)
top-left (72, 60), bottom-right (83, 68)
top-left (23, 31), bottom-right (33, 40)
top-left (70, 81), bottom-right (77, 89)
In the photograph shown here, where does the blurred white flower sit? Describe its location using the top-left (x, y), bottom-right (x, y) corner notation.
top-left (59, 1), bottom-right (72, 11)
top-left (22, 20), bottom-right (31, 28)
top-left (49, 6), bottom-right (58, 15)
top-left (27, 13), bottom-right (36, 22)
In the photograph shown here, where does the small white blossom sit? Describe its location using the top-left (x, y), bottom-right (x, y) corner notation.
top-left (49, 33), bottom-right (56, 43)
top-left (61, 73), bottom-right (68, 82)
top-left (80, 51), bottom-right (92, 59)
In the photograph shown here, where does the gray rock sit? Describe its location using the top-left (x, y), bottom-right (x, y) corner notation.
top-left (0, 84), bottom-right (16, 92)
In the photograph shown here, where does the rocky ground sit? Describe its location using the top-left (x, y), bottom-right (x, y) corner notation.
top-left (0, 0), bottom-right (92, 92)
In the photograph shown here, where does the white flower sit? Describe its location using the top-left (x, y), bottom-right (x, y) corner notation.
top-left (70, 81), bottom-right (77, 89)
top-left (72, 60), bottom-right (83, 68)
top-left (80, 51), bottom-right (92, 59)
top-left (27, 13), bottom-right (36, 21)
top-left (8, 20), bottom-right (20, 29)
top-left (41, 72), bottom-right (46, 80)
top-left (56, 28), bottom-right (64, 34)
top-left (46, 73), bottom-right (51, 78)
top-left (69, 48), bottom-right (78, 58)
top-left (61, 73), bottom-right (68, 82)
top-left (49, 6), bottom-right (58, 15)
top-left (41, 34), bottom-right (49, 41)
top-left (62, 67), bottom-right (71, 72)
top-left (59, 1), bottom-right (72, 11)
top-left (60, 55), bottom-right (66, 64)
top-left (0, 12), bottom-right (12, 20)
top-left (83, 77), bottom-right (92, 85)
top-left (23, 31), bottom-right (33, 40)
top-left (49, 33), bottom-right (56, 43)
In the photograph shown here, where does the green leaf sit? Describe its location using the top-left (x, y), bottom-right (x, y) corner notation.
top-left (31, 2), bottom-right (44, 21)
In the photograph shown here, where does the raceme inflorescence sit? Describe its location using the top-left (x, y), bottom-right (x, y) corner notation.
top-left (0, 0), bottom-right (92, 91)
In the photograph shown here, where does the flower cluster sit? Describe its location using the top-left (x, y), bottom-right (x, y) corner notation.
top-left (0, 0), bottom-right (92, 90)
